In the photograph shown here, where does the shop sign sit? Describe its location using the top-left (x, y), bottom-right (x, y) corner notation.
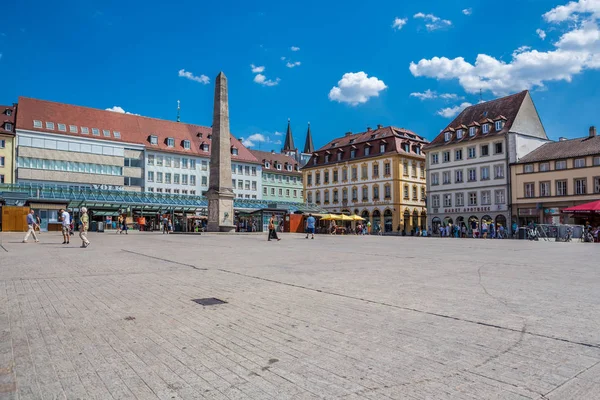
top-left (518, 208), bottom-right (538, 216)
top-left (443, 206), bottom-right (492, 214)
top-left (544, 208), bottom-right (560, 215)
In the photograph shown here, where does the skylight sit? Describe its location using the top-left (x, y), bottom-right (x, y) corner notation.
top-left (113, 131), bottom-right (121, 138)
top-left (69, 125), bottom-right (78, 133)
top-left (92, 128), bottom-right (100, 136)
top-left (81, 127), bottom-right (89, 134)
top-left (103, 129), bottom-right (111, 137)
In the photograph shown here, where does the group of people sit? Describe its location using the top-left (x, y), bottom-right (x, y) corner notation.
top-left (437, 221), bottom-right (507, 239)
top-left (23, 208), bottom-right (90, 248)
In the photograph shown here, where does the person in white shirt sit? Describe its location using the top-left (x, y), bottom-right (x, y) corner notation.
top-left (59, 209), bottom-right (71, 245)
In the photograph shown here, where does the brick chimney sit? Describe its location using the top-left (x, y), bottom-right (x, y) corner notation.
top-left (590, 126), bottom-right (597, 138)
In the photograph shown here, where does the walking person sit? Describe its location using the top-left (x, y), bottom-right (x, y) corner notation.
top-left (122, 216), bottom-right (128, 234)
top-left (117, 215), bottom-right (123, 234)
top-left (59, 208), bottom-right (71, 244)
top-left (305, 213), bottom-right (316, 239)
top-left (79, 207), bottom-right (91, 248)
top-left (162, 215), bottom-right (169, 234)
top-left (35, 214), bottom-right (42, 235)
top-left (268, 214), bottom-right (280, 241)
top-left (22, 210), bottom-right (40, 243)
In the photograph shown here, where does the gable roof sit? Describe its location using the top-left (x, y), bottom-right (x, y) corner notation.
top-left (517, 135), bottom-right (600, 163)
top-left (249, 150), bottom-right (301, 175)
top-left (15, 97), bottom-right (259, 164)
top-left (424, 90), bottom-right (528, 150)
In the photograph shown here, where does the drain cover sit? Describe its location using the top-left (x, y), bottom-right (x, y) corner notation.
top-left (192, 298), bottom-right (227, 306)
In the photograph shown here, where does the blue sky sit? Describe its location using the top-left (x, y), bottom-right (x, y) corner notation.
top-left (1, 0), bottom-right (599, 150)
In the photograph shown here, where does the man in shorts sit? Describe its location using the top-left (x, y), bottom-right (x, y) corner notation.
top-left (305, 213), bottom-right (316, 239)
top-left (59, 208), bottom-right (71, 244)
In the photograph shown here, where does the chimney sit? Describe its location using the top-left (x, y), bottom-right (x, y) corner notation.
top-left (367, 127), bottom-right (372, 132)
top-left (345, 131), bottom-right (352, 136)
top-left (590, 126), bottom-right (597, 138)
top-left (559, 137), bottom-right (567, 141)
top-left (377, 124), bottom-right (383, 129)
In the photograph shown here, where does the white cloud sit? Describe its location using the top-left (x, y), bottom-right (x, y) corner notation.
top-left (392, 17), bottom-right (408, 30)
top-left (410, 89), bottom-right (463, 100)
top-left (105, 106), bottom-right (139, 115)
top-left (543, 0), bottom-right (600, 22)
top-left (291, 46), bottom-right (300, 51)
top-left (328, 72), bottom-right (387, 106)
top-left (436, 102), bottom-right (472, 118)
top-left (536, 28), bottom-right (547, 40)
top-left (254, 73), bottom-right (280, 86)
top-left (286, 61), bottom-right (301, 68)
top-left (409, 0), bottom-right (600, 96)
top-left (280, 56), bottom-right (286, 61)
top-left (178, 69), bottom-right (210, 84)
top-left (512, 45), bottom-right (532, 56)
top-left (413, 12), bottom-right (452, 31)
top-left (250, 64), bottom-right (265, 73)
top-left (462, 8), bottom-right (472, 16)
top-left (242, 133), bottom-right (268, 148)
top-left (274, 131), bottom-right (283, 136)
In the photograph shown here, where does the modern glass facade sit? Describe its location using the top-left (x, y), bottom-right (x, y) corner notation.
top-left (17, 157), bottom-right (123, 176)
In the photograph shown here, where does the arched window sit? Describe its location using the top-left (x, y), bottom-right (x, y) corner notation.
top-left (420, 211), bottom-right (427, 230)
top-left (373, 210), bottom-right (381, 229)
top-left (432, 217), bottom-right (441, 234)
top-left (403, 210), bottom-right (410, 232)
top-left (361, 210), bottom-right (370, 223)
top-left (384, 209), bottom-right (393, 232)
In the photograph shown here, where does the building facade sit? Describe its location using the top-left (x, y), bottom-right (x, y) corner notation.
top-left (512, 126), bottom-right (600, 225)
top-left (424, 90), bottom-right (549, 234)
top-left (303, 125), bottom-right (429, 233)
top-left (251, 150), bottom-right (303, 203)
top-left (13, 97), bottom-right (261, 198)
top-left (0, 105), bottom-right (16, 184)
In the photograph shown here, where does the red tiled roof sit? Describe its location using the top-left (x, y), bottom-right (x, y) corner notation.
top-left (249, 150), bottom-right (302, 176)
top-left (1, 105), bottom-right (16, 136)
top-left (15, 97), bottom-right (259, 164)
top-left (517, 134), bottom-right (600, 163)
top-left (424, 90), bottom-right (528, 150)
top-left (304, 126), bottom-right (428, 169)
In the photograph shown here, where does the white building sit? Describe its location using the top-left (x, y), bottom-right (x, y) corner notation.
top-left (424, 90), bottom-right (549, 235)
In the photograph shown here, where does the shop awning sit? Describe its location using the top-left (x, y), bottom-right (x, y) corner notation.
top-left (562, 200), bottom-right (600, 213)
top-left (28, 203), bottom-right (67, 210)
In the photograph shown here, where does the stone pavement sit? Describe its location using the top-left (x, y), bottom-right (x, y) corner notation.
top-left (1, 231), bottom-right (599, 399)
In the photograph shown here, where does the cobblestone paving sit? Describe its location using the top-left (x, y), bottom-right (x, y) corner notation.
top-left (1, 231), bottom-right (599, 399)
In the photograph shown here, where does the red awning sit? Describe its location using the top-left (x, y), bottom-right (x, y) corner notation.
top-left (562, 200), bottom-right (600, 213)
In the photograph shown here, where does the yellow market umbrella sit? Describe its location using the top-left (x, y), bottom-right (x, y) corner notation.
top-left (339, 214), bottom-right (355, 221)
top-left (350, 214), bottom-right (365, 221)
top-left (319, 214), bottom-right (339, 220)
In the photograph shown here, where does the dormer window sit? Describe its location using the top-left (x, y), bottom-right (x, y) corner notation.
top-left (456, 129), bottom-right (463, 139)
top-left (313, 157), bottom-right (318, 165)
top-left (5, 109), bottom-right (12, 116)
top-left (4, 122), bottom-right (13, 131)
top-left (414, 146), bottom-right (421, 155)
top-left (113, 131), bottom-right (121, 138)
top-left (103, 129), bottom-right (111, 137)
top-left (331, 142), bottom-right (337, 147)
top-left (46, 122), bottom-right (55, 130)
top-left (183, 140), bottom-right (191, 149)
top-left (325, 154), bottom-right (330, 163)
top-left (469, 127), bottom-right (476, 136)
top-left (81, 127), bottom-right (89, 134)
top-left (265, 161), bottom-right (270, 169)
top-left (167, 138), bottom-right (175, 147)
top-left (350, 149), bottom-right (356, 158)
top-left (364, 147), bottom-right (371, 156)
top-left (69, 125), bottom-right (78, 133)
top-left (92, 128), bottom-right (100, 136)
top-left (444, 131), bottom-right (451, 141)
top-left (207, 134), bottom-right (212, 139)
top-left (403, 143), bottom-right (410, 153)
top-left (379, 143), bottom-right (386, 153)
top-left (287, 165), bottom-right (292, 171)
top-left (277, 163), bottom-right (282, 170)
top-left (150, 135), bottom-right (158, 145)
top-left (495, 120), bottom-right (504, 131)
top-left (33, 120), bottom-right (42, 128)
top-left (201, 143), bottom-right (209, 151)
top-left (349, 139), bottom-right (355, 144)
top-left (482, 124), bottom-right (490, 134)
top-left (231, 147), bottom-right (238, 155)
top-left (58, 123), bottom-right (66, 132)
top-left (337, 152), bottom-right (342, 161)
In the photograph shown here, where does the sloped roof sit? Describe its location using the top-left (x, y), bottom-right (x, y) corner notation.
top-left (249, 150), bottom-right (302, 175)
top-left (517, 135), bottom-right (600, 163)
top-left (15, 97), bottom-right (259, 164)
top-left (424, 90), bottom-right (528, 150)
top-left (1, 105), bottom-right (16, 136)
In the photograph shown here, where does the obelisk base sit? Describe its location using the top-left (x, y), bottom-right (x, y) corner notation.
top-left (206, 189), bottom-right (236, 232)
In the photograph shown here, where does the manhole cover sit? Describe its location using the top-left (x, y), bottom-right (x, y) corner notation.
top-left (192, 298), bottom-right (227, 306)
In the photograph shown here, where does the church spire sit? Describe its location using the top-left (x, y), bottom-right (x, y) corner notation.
top-left (283, 118), bottom-right (295, 152)
top-left (303, 122), bottom-right (314, 153)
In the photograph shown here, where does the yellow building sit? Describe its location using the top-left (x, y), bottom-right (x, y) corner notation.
top-left (302, 125), bottom-right (429, 233)
top-left (0, 105), bottom-right (16, 184)
top-left (512, 126), bottom-right (600, 225)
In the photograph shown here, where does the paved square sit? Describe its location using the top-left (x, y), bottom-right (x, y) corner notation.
top-left (1, 232), bottom-right (599, 399)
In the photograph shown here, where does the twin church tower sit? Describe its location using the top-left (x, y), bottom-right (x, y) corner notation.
top-left (281, 118), bottom-right (314, 167)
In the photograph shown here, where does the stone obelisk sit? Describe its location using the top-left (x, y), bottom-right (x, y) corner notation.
top-left (206, 72), bottom-right (236, 232)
